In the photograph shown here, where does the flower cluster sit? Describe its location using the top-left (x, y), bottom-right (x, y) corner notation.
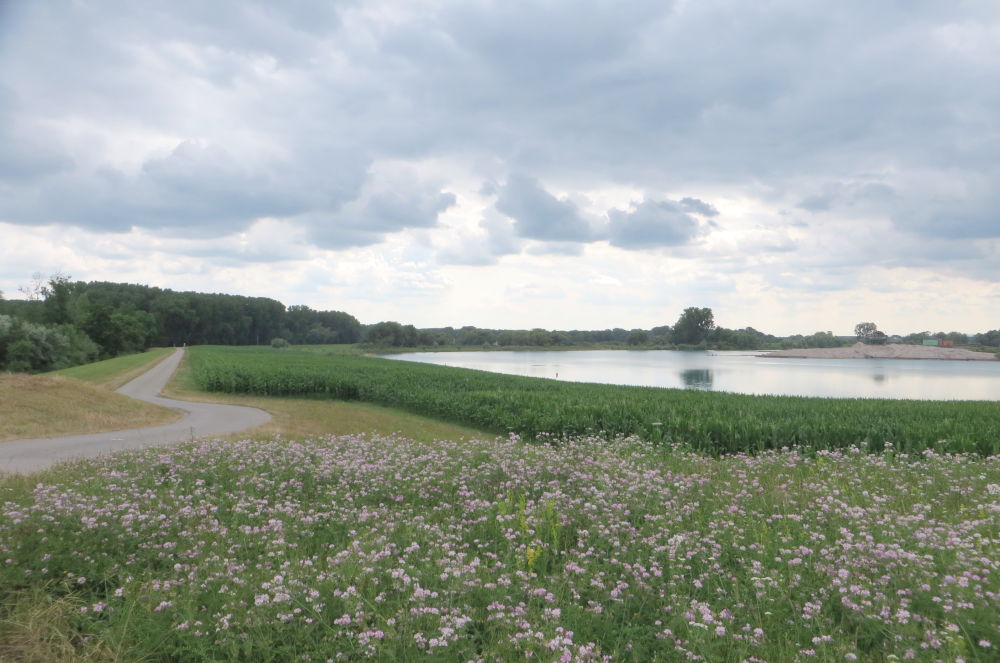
top-left (1, 434), bottom-right (996, 662)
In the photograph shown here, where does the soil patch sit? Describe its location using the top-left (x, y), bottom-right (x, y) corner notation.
top-left (761, 343), bottom-right (997, 361)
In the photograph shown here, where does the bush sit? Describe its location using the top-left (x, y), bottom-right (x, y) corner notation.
top-left (0, 314), bottom-right (99, 372)
top-left (270, 337), bottom-right (289, 349)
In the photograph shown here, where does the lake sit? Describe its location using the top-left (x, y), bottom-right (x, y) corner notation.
top-left (383, 350), bottom-right (1000, 401)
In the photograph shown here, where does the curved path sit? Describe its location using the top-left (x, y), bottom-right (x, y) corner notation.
top-left (1, 348), bottom-right (271, 474)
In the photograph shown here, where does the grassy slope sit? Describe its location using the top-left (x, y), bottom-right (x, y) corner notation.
top-left (0, 374), bottom-right (179, 442)
top-left (45, 347), bottom-right (174, 389)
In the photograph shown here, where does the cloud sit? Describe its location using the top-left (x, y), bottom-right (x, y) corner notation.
top-left (309, 166), bottom-right (456, 249)
top-left (796, 194), bottom-right (834, 213)
top-left (4, 0), bottom-right (1000, 249)
top-left (0, 139), bottom-right (362, 235)
top-left (525, 241), bottom-right (585, 257)
top-left (893, 184), bottom-right (1000, 240)
top-left (438, 211), bottom-right (522, 266)
top-left (495, 174), bottom-right (594, 242)
top-left (794, 181), bottom-right (899, 215)
top-left (0, 88), bottom-right (73, 182)
top-left (607, 199), bottom-right (704, 249)
top-left (680, 197), bottom-right (719, 217)
top-left (361, 188), bottom-right (455, 233)
top-left (1, 0), bottom-right (1000, 333)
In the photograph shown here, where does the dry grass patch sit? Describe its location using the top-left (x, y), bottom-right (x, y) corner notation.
top-left (0, 590), bottom-right (94, 663)
top-left (0, 374), bottom-right (179, 443)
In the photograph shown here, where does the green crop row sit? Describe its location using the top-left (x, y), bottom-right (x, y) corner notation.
top-left (189, 346), bottom-right (1000, 454)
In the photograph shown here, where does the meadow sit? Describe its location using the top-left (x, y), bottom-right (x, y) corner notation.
top-left (0, 434), bottom-right (996, 662)
top-left (2, 346), bottom-right (997, 662)
top-left (190, 346), bottom-right (1000, 455)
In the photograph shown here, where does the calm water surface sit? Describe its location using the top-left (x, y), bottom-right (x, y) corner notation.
top-left (384, 350), bottom-right (1000, 401)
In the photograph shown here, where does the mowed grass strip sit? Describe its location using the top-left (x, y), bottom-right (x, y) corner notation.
top-left (46, 347), bottom-right (174, 389)
top-left (0, 374), bottom-right (180, 442)
top-left (190, 345), bottom-right (1000, 454)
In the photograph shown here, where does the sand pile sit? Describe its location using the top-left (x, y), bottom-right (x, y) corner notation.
top-left (761, 343), bottom-right (997, 361)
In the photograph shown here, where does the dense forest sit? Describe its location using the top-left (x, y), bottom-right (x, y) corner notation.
top-left (1, 278), bottom-right (997, 373)
top-left (0, 277), bottom-right (360, 372)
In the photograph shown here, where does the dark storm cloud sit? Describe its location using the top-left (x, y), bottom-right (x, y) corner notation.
top-left (607, 199), bottom-right (703, 249)
top-left (495, 175), bottom-right (594, 243)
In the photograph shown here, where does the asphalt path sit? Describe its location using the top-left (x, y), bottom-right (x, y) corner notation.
top-left (0, 348), bottom-right (272, 474)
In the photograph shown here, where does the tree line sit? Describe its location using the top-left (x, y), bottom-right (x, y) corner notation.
top-left (854, 321), bottom-right (991, 346)
top-left (363, 308), bottom-right (854, 350)
top-left (0, 277), bottom-right (361, 372)
top-left (365, 308), bottom-right (1000, 352)
top-left (2, 278), bottom-right (998, 373)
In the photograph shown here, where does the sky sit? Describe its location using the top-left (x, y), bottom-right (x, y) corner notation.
top-left (1, 0), bottom-right (998, 336)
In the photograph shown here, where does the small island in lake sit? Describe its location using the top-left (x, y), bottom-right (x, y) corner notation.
top-left (761, 343), bottom-right (998, 361)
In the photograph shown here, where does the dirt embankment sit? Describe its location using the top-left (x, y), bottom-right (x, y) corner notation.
top-left (761, 343), bottom-right (998, 361)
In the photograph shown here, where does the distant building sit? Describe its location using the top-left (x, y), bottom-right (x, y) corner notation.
top-left (939, 339), bottom-right (955, 347)
top-left (922, 339), bottom-right (939, 346)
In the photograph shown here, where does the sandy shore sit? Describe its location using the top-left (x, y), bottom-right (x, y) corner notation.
top-left (761, 343), bottom-right (997, 361)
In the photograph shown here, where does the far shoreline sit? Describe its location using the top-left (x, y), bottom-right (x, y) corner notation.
top-left (760, 343), bottom-right (998, 361)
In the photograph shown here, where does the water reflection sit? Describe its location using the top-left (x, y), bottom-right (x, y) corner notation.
top-left (385, 350), bottom-right (1000, 401)
top-left (680, 368), bottom-right (713, 390)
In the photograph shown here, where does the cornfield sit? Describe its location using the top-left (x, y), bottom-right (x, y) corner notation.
top-left (190, 346), bottom-right (1000, 454)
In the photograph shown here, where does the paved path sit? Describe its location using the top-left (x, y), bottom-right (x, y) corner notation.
top-left (1, 348), bottom-right (272, 474)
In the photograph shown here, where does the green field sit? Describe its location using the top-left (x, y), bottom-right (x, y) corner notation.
top-left (190, 346), bottom-right (1000, 455)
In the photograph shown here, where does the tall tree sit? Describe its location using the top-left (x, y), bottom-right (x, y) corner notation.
top-left (854, 322), bottom-right (878, 342)
top-left (673, 307), bottom-right (715, 345)
top-left (41, 274), bottom-right (76, 325)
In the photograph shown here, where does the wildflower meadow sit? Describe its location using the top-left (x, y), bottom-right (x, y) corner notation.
top-left (1, 433), bottom-right (996, 662)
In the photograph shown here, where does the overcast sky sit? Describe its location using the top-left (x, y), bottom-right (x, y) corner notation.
top-left (2, 1), bottom-right (998, 335)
